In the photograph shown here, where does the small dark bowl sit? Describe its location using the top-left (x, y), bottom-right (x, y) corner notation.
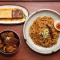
top-left (0, 30), bottom-right (20, 54)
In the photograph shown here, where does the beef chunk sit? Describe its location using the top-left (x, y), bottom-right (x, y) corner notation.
top-left (1, 32), bottom-right (15, 39)
top-left (6, 45), bottom-right (16, 52)
top-left (4, 37), bottom-right (18, 46)
top-left (0, 44), bottom-right (3, 49)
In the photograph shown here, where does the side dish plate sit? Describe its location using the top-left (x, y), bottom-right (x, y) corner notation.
top-left (0, 5), bottom-right (28, 24)
top-left (23, 9), bottom-right (60, 54)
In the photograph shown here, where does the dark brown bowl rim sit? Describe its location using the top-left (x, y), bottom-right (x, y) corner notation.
top-left (0, 30), bottom-right (20, 54)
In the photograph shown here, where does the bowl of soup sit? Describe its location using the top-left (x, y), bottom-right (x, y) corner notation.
top-left (0, 30), bottom-right (20, 54)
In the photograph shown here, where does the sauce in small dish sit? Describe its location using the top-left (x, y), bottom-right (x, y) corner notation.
top-left (54, 20), bottom-right (60, 31)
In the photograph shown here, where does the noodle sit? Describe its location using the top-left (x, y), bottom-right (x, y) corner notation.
top-left (29, 16), bottom-right (59, 47)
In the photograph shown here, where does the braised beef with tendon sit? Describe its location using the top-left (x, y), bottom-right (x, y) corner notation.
top-left (0, 31), bottom-right (19, 53)
top-left (5, 37), bottom-right (18, 46)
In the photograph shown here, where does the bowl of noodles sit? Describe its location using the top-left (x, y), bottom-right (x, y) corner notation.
top-left (23, 9), bottom-right (60, 54)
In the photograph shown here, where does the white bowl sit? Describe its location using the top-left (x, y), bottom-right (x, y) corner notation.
top-left (23, 9), bottom-right (60, 54)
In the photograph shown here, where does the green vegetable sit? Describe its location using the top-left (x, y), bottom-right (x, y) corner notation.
top-left (41, 28), bottom-right (49, 38)
top-left (24, 14), bottom-right (27, 19)
top-left (3, 46), bottom-right (7, 51)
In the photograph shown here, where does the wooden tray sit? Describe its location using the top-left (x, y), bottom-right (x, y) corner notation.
top-left (0, 2), bottom-right (60, 60)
